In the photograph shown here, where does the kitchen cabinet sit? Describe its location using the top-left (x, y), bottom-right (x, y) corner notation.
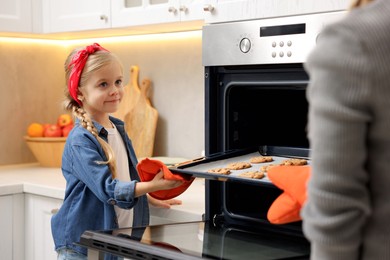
top-left (0, 194), bottom-right (24, 260)
top-left (34, 0), bottom-right (205, 34)
top-left (24, 194), bottom-right (63, 260)
top-left (33, 0), bottom-right (111, 33)
top-left (1, 0), bottom-right (351, 36)
top-left (111, 0), bottom-right (205, 28)
top-left (0, 0), bottom-right (32, 33)
top-left (204, 0), bottom-right (351, 24)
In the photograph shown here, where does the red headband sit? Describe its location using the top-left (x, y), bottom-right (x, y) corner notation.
top-left (68, 43), bottom-right (109, 105)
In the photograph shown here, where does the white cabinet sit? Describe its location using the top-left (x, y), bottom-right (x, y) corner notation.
top-left (0, 194), bottom-right (25, 260)
top-left (33, 0), bottom-right (111, 33)
top-left (1, 0), bottom-right (351, 35)
top-left (32, 0), bottom-right (205, 34)
top-left (111, 0), bottom-right (205, 28)
top-left (25, 194), bottom-right (63, 260)
top-left (0, 0), bottom-right (32, 32)
top-left (180, 0), bottom-right (207, 21)
top-left (205, 0), bottom-right (351, 24)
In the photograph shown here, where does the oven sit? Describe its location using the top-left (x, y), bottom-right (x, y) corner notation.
top-left (79, 11), bottom-right (346, 260)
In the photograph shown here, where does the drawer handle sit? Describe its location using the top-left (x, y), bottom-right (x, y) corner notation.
top-left (100, 14), bottom-right (108, 21)
top-left (168, 6), bottom-right (177, 13)
top-left (203, 4), bottom-right (215, 12)
top-left (51, 208), bottom-right (59, 215)
top-left (179, 5), bottom-right (187, 12)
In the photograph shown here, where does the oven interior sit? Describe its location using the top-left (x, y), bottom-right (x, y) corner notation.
top-left (206, 64), bottom-right (309, 154)
top-left (227, 83), bottom-right (308, 150)
top-left (205, 64), bottom-right (310, 232)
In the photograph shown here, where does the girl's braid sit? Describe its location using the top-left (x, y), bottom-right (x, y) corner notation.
top-left (71, 105), bottom-right (117, 179)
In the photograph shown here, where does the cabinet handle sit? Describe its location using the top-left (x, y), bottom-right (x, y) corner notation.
top-left (168, 6), bottom-right (177, 13)
top-left (179, 5), bottom-right (187, 12)
top-left (51, 208), bottom-right (59, 215)
top-left (100, 15), bottom-right (108, 21)
top-left (203, 4), bottom-right (215, 12)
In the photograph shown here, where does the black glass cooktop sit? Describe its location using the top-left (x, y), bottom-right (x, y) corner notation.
top-left (79, 221), bottom-right (310, 260)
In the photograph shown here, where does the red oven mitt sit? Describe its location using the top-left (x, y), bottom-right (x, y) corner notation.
top-left (137, 158), bottom-right (195, 200)
top-left (267, 165), bottom-right (311, 224)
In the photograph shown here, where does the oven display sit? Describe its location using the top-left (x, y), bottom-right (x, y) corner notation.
top-left (260, 23), bottom-right (306, 37)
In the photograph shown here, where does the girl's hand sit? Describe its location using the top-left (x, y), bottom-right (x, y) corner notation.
top-left (151, 170), bottom-right (184, 191)
top-left (147, 194), bottom-right (182, 209)
top-left (135, 170), bottom-right (185, 198)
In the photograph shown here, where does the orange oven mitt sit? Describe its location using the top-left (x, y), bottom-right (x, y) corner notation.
top-left (267, 165), bottom-right (311, 224)
top-left (137, 158), bottom-right (195, 200)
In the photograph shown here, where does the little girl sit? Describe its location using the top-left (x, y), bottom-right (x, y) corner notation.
top-left (51, 43), bottom-right (183, 259)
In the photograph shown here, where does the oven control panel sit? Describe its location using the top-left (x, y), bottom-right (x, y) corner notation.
top-left (203, 11), bottom-right (346, 66)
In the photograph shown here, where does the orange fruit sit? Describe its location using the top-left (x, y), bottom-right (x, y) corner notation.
top-left (27, 123), bottom-right (44, 137)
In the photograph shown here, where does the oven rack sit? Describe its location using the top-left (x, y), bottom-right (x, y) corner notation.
top-left (170, 146), bottom-right (310, 185)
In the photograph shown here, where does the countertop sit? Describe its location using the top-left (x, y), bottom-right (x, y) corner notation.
top-left (0, 163), bottom-right (205, 224)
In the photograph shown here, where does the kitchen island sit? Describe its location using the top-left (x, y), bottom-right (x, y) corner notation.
top-left (0, 163), bottom-right (205, 260)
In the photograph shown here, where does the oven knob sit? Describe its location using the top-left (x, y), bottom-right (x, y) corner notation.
top-left (239, 38), bottom-right (251, 53)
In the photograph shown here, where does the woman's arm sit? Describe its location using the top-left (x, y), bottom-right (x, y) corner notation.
top-left (302, 24), bottom-right (372, 259)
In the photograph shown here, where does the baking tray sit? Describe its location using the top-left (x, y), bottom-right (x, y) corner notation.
top-left (170, 146), bottom-right (310, 185)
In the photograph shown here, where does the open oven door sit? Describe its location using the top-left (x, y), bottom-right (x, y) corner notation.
top-left (79, 220), bottom-right (310, 260)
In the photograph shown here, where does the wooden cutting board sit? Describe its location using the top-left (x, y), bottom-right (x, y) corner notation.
top-left (113, 66), bottom-right (158, 158)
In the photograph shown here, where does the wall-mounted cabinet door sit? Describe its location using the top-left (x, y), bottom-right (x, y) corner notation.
top-left (204, 0), bottom-right (350, 24)
top-left (37, 0), bottom-right (111, 33)
top-left (112, 0), bottom-right (179, 27)
top-left (0, 0), bottom-right (32, 33)
top-left (175, 0), bottom-right (205, 22)
top-left (111, 0), bottom-right (205, 28)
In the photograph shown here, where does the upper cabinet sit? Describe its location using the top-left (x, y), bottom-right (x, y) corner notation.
top-left (33, 0), bottom-right (111, 33)
top-left (111, 0), bottom-right (205, 28)
top-left (204, 0), bottom-right (351, 24)
top-left (32, 0), bottom-right (206, 34)
top-left (0, 0), bottom-right (351, 36)
top-left (0, 0), bottom-right (32, 33)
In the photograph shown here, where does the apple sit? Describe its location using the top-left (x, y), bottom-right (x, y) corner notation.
top-left (43, 123), bottom-right (51, 132)
top-left (62, 124), bottom-right (74, 137)
top-left (44, 124), bottom-right (62, 137)
top-left (57, 114), bottom-right (73, 128)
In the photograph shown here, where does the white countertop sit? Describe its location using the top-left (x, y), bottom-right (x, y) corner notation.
top-left (0, 163), bottom-right (205, 224)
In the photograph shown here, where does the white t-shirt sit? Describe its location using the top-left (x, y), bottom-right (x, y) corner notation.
top-left (107, 124), bottom-right (134, 228)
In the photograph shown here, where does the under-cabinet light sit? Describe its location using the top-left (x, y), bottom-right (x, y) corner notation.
top-left (63, 30), bottom-right (202, 46)
top-left (0, 30), bottom-right (202, 46)
top-left (0, 37), bottom-right (63, 45)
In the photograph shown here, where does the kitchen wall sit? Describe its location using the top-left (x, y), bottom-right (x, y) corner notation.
top-left (0, 31), bottom-right (204, 165)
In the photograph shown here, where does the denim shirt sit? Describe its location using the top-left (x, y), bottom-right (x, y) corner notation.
top-left (51, 116), bottom-right (150, 257)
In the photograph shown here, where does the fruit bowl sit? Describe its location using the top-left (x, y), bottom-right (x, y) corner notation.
top-left (24, 136), bottom-right (66, 167)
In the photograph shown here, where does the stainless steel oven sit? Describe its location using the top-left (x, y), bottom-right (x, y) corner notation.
top-left (79, 11), bottom-right (346, 260)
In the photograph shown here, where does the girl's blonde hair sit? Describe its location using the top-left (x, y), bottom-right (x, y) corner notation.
top-left (64, 47), bottom-right (122, 179)
top-left (350, 0), bottom-right (374, 9)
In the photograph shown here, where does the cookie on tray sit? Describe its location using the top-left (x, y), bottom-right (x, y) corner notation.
top-left (227, 162), bottom-right (252, 170)
top-left (238, 171), bottom-right (265, 179)
top-left (280, 158), bottom-right (308, 166)
top-left (250, 156), bottom-right (273, 164)
top-left (207, 168), bottom-right (231, 175)
top-left (260, 164), bottom-right (276, 173)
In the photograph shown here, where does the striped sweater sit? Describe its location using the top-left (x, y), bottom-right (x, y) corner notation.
top-left (302, 0), bottom-right (390, 259)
